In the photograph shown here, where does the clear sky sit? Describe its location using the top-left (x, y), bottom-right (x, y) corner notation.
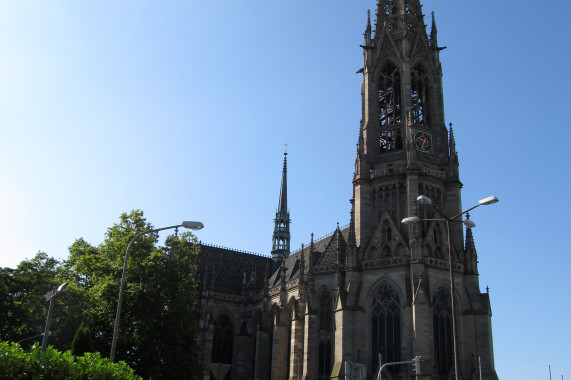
top-left (1, 1), bottom-right (569, 379)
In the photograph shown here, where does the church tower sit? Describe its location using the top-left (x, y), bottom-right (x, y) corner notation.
top-left (353, 0), bottom-right (461, 252)
top-left (271, 149), bottom-right (291, 262)
top-left (348, 1), bottom-right (498, 379)
top-left (194, 2), bottom-right (499, 379)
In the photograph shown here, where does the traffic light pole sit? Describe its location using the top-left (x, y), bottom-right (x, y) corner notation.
top-left (376, 356), bottom-right (423, 380)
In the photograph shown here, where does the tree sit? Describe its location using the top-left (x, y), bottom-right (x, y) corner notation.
top-left (1, 210), bottom-right (202, 379)
top-left (71, 322), bottom-right (93, 356)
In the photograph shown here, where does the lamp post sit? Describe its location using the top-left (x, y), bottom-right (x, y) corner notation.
top-left (401, 195), bottom-right (498, 380)
top-left (42, 282), bottom-right (68, 351)
top-left (109, 221), bottom-right (204, 362)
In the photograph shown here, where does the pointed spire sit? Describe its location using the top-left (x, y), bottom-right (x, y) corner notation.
top-left (465, 214), bottom-right (476, 254)
top-left (430, 11), bottom-right (438, 46)
top-left (272, 146), bottom-right (291, 262)
top-left (300, 244), bottom-right (305, 282)
top-left (449, 122), bottom-right (456, 158)
top-left (364, 9), bottom-right (372, 46)
top-left (309, 233), bottom-right (315, 274)
top-left (278, 146), bottom-right (288, 214)
top-left (348, 208), bottom-right (356, 248)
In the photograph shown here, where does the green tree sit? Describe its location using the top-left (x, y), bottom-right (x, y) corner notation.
top-left (0, 252), bottom-right (60, 345)
top-left (71, 322), bottom-right (93, 356)
top-left (1, 210), bottom-right (202, 379)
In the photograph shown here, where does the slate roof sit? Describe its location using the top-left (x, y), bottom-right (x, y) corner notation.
top-left (195, 243), bottom-right (272, 296)
top-left (268, 225), bottom-right (350, 286)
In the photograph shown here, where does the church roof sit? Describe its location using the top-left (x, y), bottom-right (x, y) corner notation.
top-left (268, 225), bottom-right (350, 286)
top-left (195, 243), bottom-right (272, 296)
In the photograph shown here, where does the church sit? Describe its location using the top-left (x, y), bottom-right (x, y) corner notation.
top-left (193, 1), bottom-right (499, 379)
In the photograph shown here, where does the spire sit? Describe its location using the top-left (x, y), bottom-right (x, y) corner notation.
top-left (272, 147), bottom-right (291, 262)
top-left (449, 122), bottom-right (456, 158)
top-left (465, 215), bottom-right (476, 254)
top-left (278, 146), bottom-right (288, 215)
top-left (430, 11), bottom-right (438, 46)
top-left (364, 9), bottom-right (372, 46)
top-left (347, 208), bottom-right (356, 248)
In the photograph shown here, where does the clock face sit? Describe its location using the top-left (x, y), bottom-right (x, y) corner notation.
top-left (414, 129), bottom-right (432, 154)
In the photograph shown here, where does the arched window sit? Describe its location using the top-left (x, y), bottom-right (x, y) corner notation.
top-left (318, 291), bottom-right (333, 379)
top-left (379, 62), bottom-right (402, 127)
top-left (433, 287), bottom-right (454, 377)
top-left (379, 62), bottom-right (402, 128)
top-left (371, 284), bottom-right (401, 373)
top-left (411, 63), bottom-right (430, 126)
top-left (211, 314), bottom-right (234, 365)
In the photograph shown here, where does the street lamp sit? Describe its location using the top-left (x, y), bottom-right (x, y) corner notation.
top-left (42, 282), bottom-right (68, 351)
top-left (401, 195), bottom-right (498, 380)
top-left (109, 221), bottom-right (204, 362)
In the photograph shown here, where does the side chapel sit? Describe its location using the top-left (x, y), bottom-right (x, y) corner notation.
top-left (194, 1), bottom-right (499, 379)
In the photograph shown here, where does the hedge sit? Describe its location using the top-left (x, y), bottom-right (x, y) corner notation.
top-left (0, 341), bottom-right (141, 380)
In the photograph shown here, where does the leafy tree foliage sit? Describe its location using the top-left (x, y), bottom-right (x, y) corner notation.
top-left (0, 210), bottom-right (202, 379)
top-left (71, 322), bottom-right (92, 356)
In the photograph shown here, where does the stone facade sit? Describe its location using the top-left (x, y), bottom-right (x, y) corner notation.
top-left (194, 1), bottom-right (499, 379)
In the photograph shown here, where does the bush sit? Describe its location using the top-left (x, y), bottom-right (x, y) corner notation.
top-left (0, 341), bottom-right (141, 380)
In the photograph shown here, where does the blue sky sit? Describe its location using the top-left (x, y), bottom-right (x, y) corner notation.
top-left (1, 1), bottom-right (570, 379)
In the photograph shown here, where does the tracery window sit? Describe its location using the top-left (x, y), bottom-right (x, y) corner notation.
top-left (211, 314), bottom-right (234, 365)
top-left (379, 62), bottom-right (402, 153)
top-left (411, 63), bottom-right (430, 126)
top-left (382, 0), bottom-right (398, 31)
top-left (318, 291), bottom-right (333, 379)
top-left (379, 62), bottom-right (402, 127)
top-left (371, 284), bottom-right (401, 374)
top-left (433, 287), bottom-right (454, 377)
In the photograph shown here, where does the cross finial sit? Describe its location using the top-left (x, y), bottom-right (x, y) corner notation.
top-left (284, 142), bottom-right (288, 155)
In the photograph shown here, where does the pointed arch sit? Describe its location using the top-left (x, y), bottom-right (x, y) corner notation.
top-left (432, 285), bottom-right (453, 377)
top-left (377, 61), bottom-right (403, 156)
top-left (410, 61), bottom-right (431, 126)
top-left (211, 314), bottom-right (234, 365)
top-left (317, 289), bottom-right (333, 380)
top-left (370, 281), bottom-right (402, 375)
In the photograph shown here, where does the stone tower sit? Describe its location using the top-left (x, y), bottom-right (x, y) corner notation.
top-left (194, 2), bottom-right (499, 379)
top-left (349, 0), bottom-right (498, 378)
top-left (272, 149), bottom-right (291, 262)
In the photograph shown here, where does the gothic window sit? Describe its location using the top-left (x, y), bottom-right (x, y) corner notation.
top-left (318, 291), bottom-right (333, 379)
top-left (384, 225), bottom-right (392, 243)
top-left (433, 287), bottom-right (454, 377)
top-left (211, 314), bottom-right (234, 365)
top-left (382, 0), bottom-right (398, 31)
top-left (434, 226), bottom-right (440, 245)
top-left (411, 63), bottom-right (430, 126)
top-left (379, 62), bottom-right (402, 127)
top-left (371, 284), bottom-right (401, 374)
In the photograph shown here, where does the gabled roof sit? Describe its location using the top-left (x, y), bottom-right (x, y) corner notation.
top-left (268, 225), bottom-right (350, 285)
top-left (195, 243), bottom-right (272, 296)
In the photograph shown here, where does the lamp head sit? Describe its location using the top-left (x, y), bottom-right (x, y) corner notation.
top-left (182, 221), bottom-right (204, 230)
top-left (401, 216), bottom-right (422, 225)
top-left (478, 196), bottom-right (499, 205)
top-left (57, 282), bottom-right (68, 292)
top-left (463, 219), bottom-right (476, 228)
top-left (416, 195), bottom-right (432, 205)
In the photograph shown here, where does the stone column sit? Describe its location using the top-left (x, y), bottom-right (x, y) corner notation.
top-left (253, 327), bottom-right (271, 380)
top-left (301, 307), bottom-right (318, 380)
top-left (271, 307), bottom-right (288, 380)
top-left (289, 312), bottom-right (304, 380)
